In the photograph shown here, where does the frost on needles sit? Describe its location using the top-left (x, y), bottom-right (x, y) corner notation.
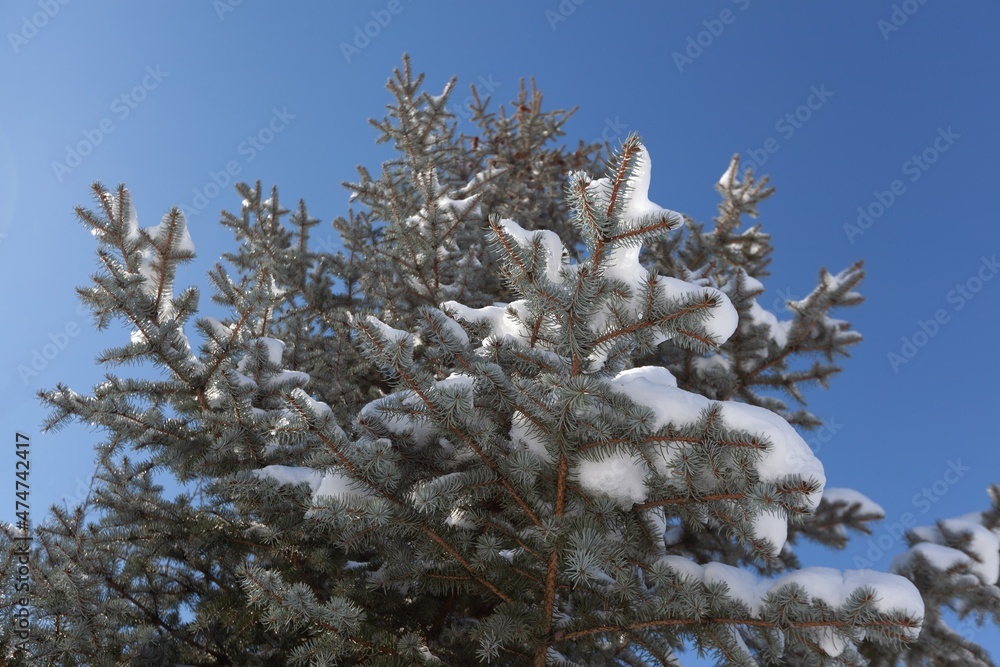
top-left (2, 57), bottom-right (998, 667)
top-left (312, 134), bottom-right (924, 665)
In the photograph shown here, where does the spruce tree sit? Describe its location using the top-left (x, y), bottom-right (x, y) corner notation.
top-left (1, 56), bottom-right (997, 666)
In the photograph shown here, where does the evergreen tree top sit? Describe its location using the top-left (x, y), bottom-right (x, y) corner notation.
top-left (1, 57), bottom-right (996, 667)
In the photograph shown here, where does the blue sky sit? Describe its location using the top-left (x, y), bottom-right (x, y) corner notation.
top-left (1, 0), bottom-right (998, 659)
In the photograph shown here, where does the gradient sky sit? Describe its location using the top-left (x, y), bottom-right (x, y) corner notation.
top-left (1, 0), bottom-right (998, 660)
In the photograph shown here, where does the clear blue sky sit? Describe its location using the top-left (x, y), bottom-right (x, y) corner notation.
top-left (1, 0), bottom-right (997, 660)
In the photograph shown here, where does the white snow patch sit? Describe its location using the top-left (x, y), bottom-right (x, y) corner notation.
top-left (275, 389), bottom-right (345, 437)
top-left (751, 512), bottom-right (788, 556)
top-left (435, 311), bottom-right (470, 346)
top-left (253, 464), bottom-right (318, 488)
top-left (621, 142), bottom-right (682, 227)
top-left (747, 299), bottom-right (791, 348)
top-left (144, 208), bottom-right (195, 254)
top-left (575, 454), bottom-right (647, 508)
top-left (571, 366), bottom-right (824, 554)
top-left (665, 558), bottom-right (774, 615)
top-left (263, 369), bottom-right (310, 389)
top-left (510, 412), bottom-right (550, 462)
top-left (611, 366), bottom-right (824, 499)
top-left (692, 354), bottom-right (732, 374)
top-left (658, 276), bottom-right (739, 346)
top-left (457, 165), bottom-right (508, 197)
top-left (773, 567), bottom-right (923, 652)
top-left (313, 469), bottom-right (361, 499)
top-left (445, 507), bottom-right (476, 530)
top-left (774, 567), bottom-right (924, 620)
top-left (253, 465), bottom-right (364, 508)
top-left (441, 300), bottom-right (533, 346)
top-left (905, 518), bottom-right (999, 585)
top-left (125, 198), bottom-right (140, 240)
top-left (499, 548), bottom-right (522, 563)
top-left (954, 510), bottom-right (988, 526)
top-left (202, 317), bottom-right (233, 341)
top-left (497, 218), bottom-right (565, 285)
top-left (436, 372), bottom-right (475, 393)
top-left (357, 374), bottom-right (472, 447)
top-left (257, 337), bottom-right (285, 366)
top-left (365, 315), bottom-right (410, 343)
top-left (288, 388), bottom-right (334, 421)
top-left (131, 208), bottom-right (195, 318)
top-left (659, 559), bottom-right (922, 654)
top-left (718, 158), bottom-right (739, 189)
top-left (740, 273), bottom-right (765, 295)
top-left (822, 488), bottom-right (885, 517)
top-left (893, 543), bottom-right (975, 574)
